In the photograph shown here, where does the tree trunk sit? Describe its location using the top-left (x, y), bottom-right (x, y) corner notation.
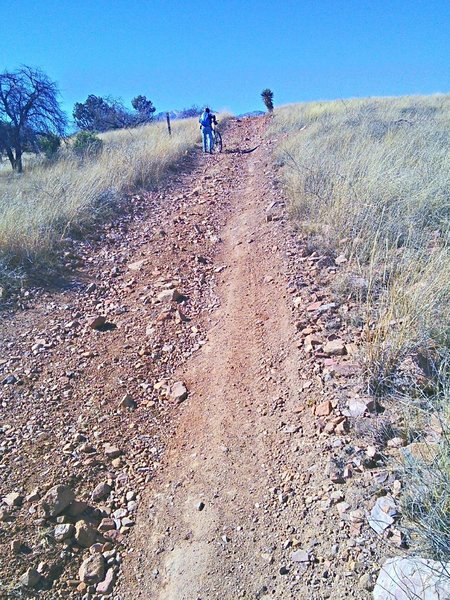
top-left (15, 150), bottom-right (23, 173)
top-left (6, 148), bottom-right (15, 171)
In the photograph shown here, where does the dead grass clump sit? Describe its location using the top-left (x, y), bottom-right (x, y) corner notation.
top-left (0, 118), bottom-right (201, 282)
top-left (398, 371), bottom-right (450, 560)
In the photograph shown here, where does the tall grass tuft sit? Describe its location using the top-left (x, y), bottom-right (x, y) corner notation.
top-left (269, 95), bottom-right (450, 560)
top-left (0, 118), bottom-right (201, 282)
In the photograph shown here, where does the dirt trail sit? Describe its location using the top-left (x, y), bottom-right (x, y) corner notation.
top-left (1, 118), bottom-right (381, 599)
top-left (124, 118), bottom-right (304, 599)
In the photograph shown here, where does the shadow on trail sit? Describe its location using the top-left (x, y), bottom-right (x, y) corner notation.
top-left (222, 144), bottom-right (261, 155)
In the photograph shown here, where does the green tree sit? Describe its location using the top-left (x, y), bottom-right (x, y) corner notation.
top-left (131, 95), bottom-right (156, 123)
top-left (39, 133), bottom-right (61, 159)
top-left (73, 131), bottom-right (103, 156)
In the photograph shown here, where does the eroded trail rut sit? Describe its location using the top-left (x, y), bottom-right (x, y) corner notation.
top-left (125, 121), bottom-right (302, 599)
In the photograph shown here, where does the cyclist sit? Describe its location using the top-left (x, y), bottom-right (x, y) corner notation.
top-left (199, 107), bottom-right (214, 154)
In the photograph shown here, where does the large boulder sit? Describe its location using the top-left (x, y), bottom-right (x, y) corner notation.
top-left (373, 556), bottom-right (450, 599)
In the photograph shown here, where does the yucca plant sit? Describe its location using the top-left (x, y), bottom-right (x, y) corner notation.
top-left (261, 88), bottom-right (274, 113)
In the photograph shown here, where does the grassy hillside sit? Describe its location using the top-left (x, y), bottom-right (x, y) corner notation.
top-left (0, 118), bottom-right (201, 284)
top-left (269, 95), bottom-right (449, 559)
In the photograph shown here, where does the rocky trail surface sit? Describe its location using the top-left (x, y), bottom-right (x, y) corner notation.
top-left (1, 118), bottom-right (410, 599)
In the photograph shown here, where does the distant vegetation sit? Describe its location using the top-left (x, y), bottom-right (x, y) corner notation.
top-left (270, 95), bottom-right (449, 560)
top-left (73, 94), bottom-right (156, 132)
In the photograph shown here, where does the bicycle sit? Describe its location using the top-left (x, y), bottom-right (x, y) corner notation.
top-left (212, 120), bottom-right (223, 153)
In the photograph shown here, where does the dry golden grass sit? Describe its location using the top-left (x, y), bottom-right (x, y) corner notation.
top-left (0, 118), bottom-right (201, 279)
top-left (269, 95), bottom-right (450, 559)
top-left (270, 95), bottom-right (450, 391)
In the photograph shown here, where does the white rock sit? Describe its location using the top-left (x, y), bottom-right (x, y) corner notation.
top-left (373, 556), bottom-right (450, 599)
top-left (368, 495), bottom-right (398, 535)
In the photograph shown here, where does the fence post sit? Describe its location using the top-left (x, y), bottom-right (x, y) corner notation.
top-left (166, 112), bottom-right (172, 136)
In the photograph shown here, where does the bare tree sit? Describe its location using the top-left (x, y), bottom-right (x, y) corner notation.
top-left (0, 66), bottom-right (66, 172)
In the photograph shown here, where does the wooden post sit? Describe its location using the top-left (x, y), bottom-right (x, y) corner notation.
top-left (166, 112), bottom-right (172, 136)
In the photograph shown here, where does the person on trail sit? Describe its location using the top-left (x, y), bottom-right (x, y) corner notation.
top-left (199, 107), bottom-right (214, 154)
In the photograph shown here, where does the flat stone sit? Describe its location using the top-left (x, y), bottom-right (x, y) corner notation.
top-left (315, 400), bottom-right (332, 417)
top-left (368, 495), bottom-right (398, 535)
top-left (323, 339), bottom-right (347, 356)
top-left (374, 556), bottom-right (450, 599)
top-left (79, 554), bottom-right (106, 584)
top-left (40, 485), bottom-right (75, 517)
top-left (291, 549), bottom-right (309, 563)
top-left (104, 445), bottom-right (122, 459)
top-left (4, 492), bottom-right (23, 507)
top-left (88, 316), bottom-right (106, 329)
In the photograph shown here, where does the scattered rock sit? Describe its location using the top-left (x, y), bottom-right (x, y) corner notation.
top-left (373, 556), bottom-right (450, 600)
top-left (98, 518), bottom-right (116, 532)
top-left (358, 573), bottom-right (374, 591)
top-left (40, 485), bottom-right (75, 517)
top-left (104, 444), bottom-right (122, 459)
top-left (54, 523), bottom-right (75, 542)
top-left (315, 400), bottom-right (332, 417)
top-left (75, 520), bottom-right (97, 547)
top-left (20, 568), bottom-right (41, 588)
top-left (323, 339), bottom-right (346, 356)
top-left (170, 381), bottom-right (188, 403)
top-left (119, 394), bottom-right (137, 410)
top-left (88, 316), bottom-right (107, 329)
top-left (96, 567), bottom-right (116, 595)
top-left (291, 549), bottom-right (309, 563)
top-left (157, 288), bottom-right (183, 303)
top-left (4, 491), bottom-right (23, 507)
top-left (92, 482), bottom-right (112, 502)
top-left (402, 441), bottom-right (439, 463)
top-left (368, 495), bottom-right (398, 535)
top-left (78, 554), bottom-right (106, 584)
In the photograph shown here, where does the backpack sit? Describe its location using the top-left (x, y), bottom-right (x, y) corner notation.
top-left (199, 111), bottom-right (212, 127)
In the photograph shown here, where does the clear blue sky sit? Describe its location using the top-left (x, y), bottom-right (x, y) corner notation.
top-left (1, 0), bottom-right (449, 117)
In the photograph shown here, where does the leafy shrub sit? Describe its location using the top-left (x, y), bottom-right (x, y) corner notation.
top-left (39, 133), bottom-right (61, 159)
top-left (73, 131), bottom-right (103, 156)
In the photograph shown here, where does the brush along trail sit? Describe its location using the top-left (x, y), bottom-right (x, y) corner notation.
top-left (1, 118), bottom-right (385, 599)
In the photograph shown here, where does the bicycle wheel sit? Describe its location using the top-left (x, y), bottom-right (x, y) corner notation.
top-left (214, 130), bottom-right (223, 153)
